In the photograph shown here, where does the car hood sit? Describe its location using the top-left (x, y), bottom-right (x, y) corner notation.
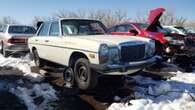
top-left (146, 8), bottom-right (165, 31)
top-left (76, 35), bottom-right (150, 46)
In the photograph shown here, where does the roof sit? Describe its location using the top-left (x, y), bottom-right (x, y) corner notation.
top-left (5, 24), bottom-right (34, 27)
top-left (39, 18), bottom-right (102, 23)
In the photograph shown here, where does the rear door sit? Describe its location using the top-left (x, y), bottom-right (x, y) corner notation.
top-left (45, 21), bottom-right (64, 64)
top-left (32, 22), bottom-right (51, 59)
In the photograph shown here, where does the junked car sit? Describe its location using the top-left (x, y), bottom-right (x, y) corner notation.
top-left (108, 8), bottom-right (195, 62)
top-left (28, 18), bottom-right (160, 90)
top-left (108, 8), bottom-right (167, 56)
top-left (0, 24), bottom-right (36, 57)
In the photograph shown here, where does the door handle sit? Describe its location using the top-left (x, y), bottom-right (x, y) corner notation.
top-left (45, 40), bottom-right (49, 42)
top-left (35, 39), bottom-right (38, 42)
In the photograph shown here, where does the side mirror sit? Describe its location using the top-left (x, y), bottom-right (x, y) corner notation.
top-left (36, 21), bottom-right (43, 30)
top-left (129, 29), bottom-right (138, 35)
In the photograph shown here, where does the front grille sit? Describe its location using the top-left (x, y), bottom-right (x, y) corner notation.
top-left (120, 43), bottom-right (145, 62)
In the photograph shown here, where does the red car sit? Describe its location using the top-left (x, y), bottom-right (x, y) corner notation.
top-left (109, 8), bottom-right (195, 71)
top-left (108, 8), bottom-right (186, 57)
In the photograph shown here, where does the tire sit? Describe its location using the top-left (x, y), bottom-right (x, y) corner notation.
top-left (74, 58), bottom-right (98, 90)
top-left (32, 49), bottom-right (44, 67)
top-left (63, 67), bottom-right (75, 88)
top-left (1, 43), bottom-right (9, 57)
top-left (0, 42), bottom-right (3, 54)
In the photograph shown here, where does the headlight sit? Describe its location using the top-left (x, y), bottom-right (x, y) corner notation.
top-left (109, 47), bottom-right (120, 62)
top-left (99, 44), bottom-right (120, 64)
top-left (99, 44), bottom-right (109, 64)
top-left (145, 40), bottom-right (155, 57)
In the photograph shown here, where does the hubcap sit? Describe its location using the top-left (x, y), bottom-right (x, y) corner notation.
top-left (78, 65), bottom-right (88, 82)
top-left (64, 69), bottom-right (73, 82)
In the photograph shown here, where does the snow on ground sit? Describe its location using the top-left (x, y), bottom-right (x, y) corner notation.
top-left (9, 83), bottom-right (58, 110)
top-left (0, 54), bottom-right (43, 82)
top-left (0, 54), bottom-right (58, 110)
top-left (108, 71), bottom-right (195, 110)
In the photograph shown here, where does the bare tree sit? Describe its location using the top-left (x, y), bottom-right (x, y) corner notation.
top-left (134, 9), bottom-right (187, 26)
top-left (0, 16), bottom-right (19, 25)
top-left (185, 20), bottom-right (195, 28)
top-left (34, 9), bottom-right (129, 27)
top-left (31, 16), bottom-right (53, 28)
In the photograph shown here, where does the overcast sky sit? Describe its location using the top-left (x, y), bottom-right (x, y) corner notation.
top-left (0, 0), bottom-right (194, 24)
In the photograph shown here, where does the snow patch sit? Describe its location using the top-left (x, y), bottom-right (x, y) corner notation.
top-left (0, 54), bottom-right (44, 82)
top-left (108, 71), bottom-right (195, 110)
top-left (10, 83), bottom-right (58, 110)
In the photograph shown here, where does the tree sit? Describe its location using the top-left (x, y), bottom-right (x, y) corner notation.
top-left (33, 9), bottom-right (130, 27)
top-left (134, 9), bottom-right (187, 26)
top-left (0, 16), bottom-right (18, 25)
top-left (185, 20), bottom-right (195, 28)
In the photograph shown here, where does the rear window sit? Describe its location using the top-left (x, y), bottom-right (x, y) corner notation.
top-left (8, 26), bottom-right (36, 34)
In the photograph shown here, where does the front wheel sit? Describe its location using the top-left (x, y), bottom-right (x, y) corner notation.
top-left (74, 58), bottom-right (98, 90)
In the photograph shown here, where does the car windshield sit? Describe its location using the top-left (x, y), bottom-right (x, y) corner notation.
top-left (157, 27), bottom-right (172, 34)
top-left (61, 19), bottom-right (107, 36)
top-left (136, 23), bottom-right (149, 29)
top-left (163, 27), bottom-right (178, 34)
top-left (8, 26), bottom-right (36, 34)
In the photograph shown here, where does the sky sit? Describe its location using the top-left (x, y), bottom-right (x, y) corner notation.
top-left (0, 0), bottom-right (194, 24)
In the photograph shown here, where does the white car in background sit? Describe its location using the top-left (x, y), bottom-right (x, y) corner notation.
top-left (28, 18), bottom-right (160, 90)
top-left (163, 26), bottom-right (186, 35)
top-left (0, 24), bottom-right (36, 57)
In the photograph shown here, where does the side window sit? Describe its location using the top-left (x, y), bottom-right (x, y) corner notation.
top-left (38, 23), bottom-right (50, 36)
top-left (0, 25), bottom-right (7, 33)
top-left (115, 25), bottom-right (134, 32)
top-left (108, 27), bottom-right (116, 33)
top-left (49, 22), bottom-right (60, 36)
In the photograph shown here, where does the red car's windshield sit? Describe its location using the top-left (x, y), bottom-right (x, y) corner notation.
top-left (136, 23), bottom-right (149, 29)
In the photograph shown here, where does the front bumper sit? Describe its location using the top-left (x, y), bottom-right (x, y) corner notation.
top-left (90, 55), bottom-right (162, 75)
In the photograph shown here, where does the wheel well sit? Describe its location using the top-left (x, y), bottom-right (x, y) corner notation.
top-left (69, 52), bottom-right (88, 68)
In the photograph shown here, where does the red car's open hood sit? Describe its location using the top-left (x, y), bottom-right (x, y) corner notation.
top-left (146, 8), bottom-right (165, 31)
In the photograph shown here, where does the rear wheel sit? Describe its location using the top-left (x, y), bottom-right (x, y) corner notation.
top-left (74, 58), bottom-right (98, 90)
top-left (63, 67), bottom-right (75, 88)
top-left (0, 42), bottom-right (3, 54)
top-left (1, 43), bottom-right (9, 57)
top-left (32, 49), bottom-right (44, 67)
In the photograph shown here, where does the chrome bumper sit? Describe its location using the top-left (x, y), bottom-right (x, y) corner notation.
top-left (90, 55), bottom-right (162, 75)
